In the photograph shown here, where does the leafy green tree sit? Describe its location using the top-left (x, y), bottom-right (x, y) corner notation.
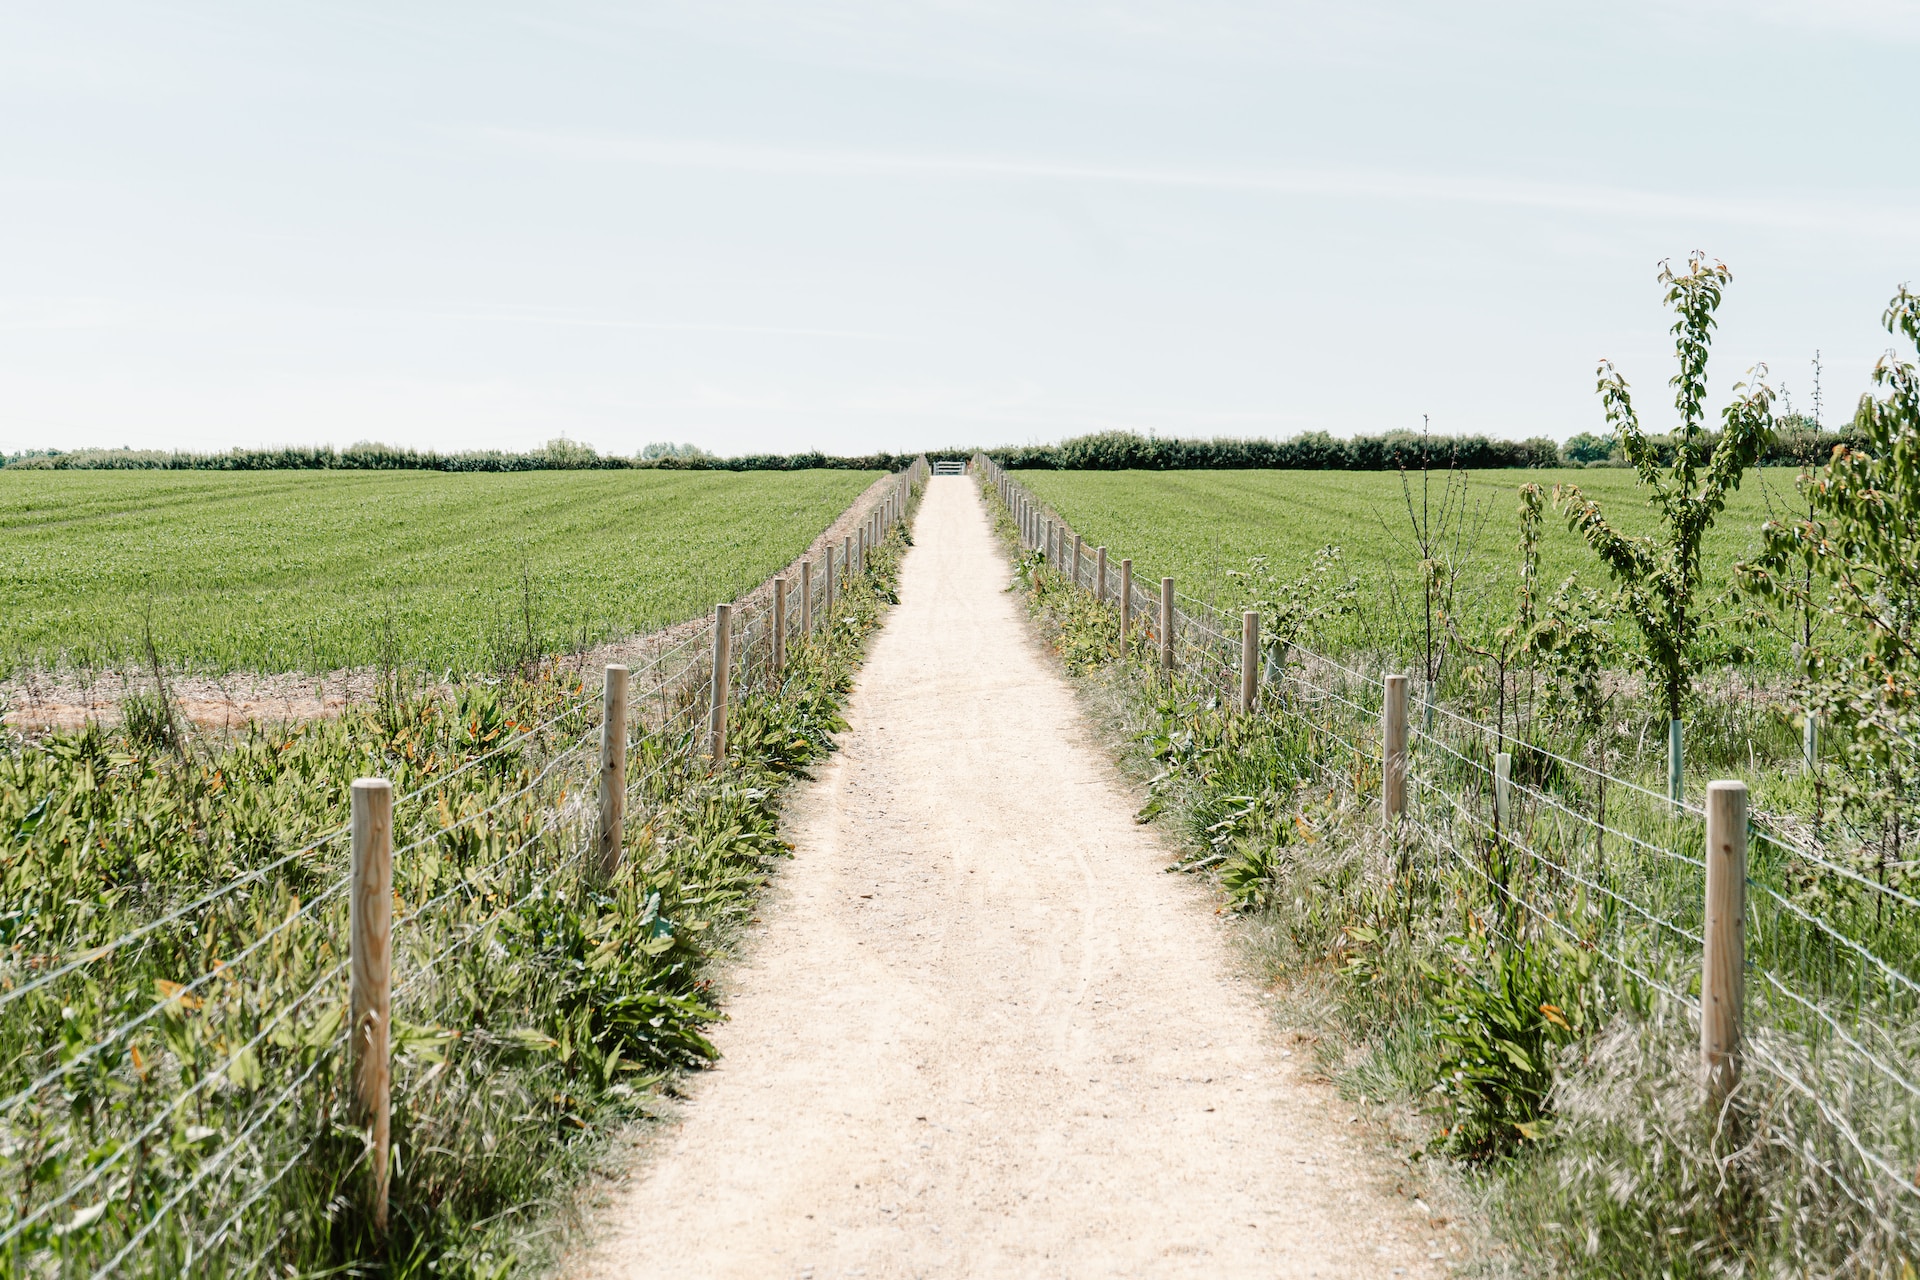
top-left (1740, 286), bottom-right (1920, 868)
top-left (1554, 253), bottom-right (1774, 805)
top-left (1560, 431), bottom-right (1616, 465)
top-left (1230, 545), bottom-right (1360, 690)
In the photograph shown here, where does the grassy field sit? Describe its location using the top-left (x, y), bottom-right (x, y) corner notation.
top-left (989, 477), bottom-right (1920, 1276)
top-left (0, 469), bottom-right (878, 677)
top-left (1017, 466), bottom-right (1803, 661)
top-left (0, 496), bottom-right (920, 1278)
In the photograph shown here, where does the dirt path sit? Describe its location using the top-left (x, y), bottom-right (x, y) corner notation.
top-left (572, 477), bottom-right (1448, 1279)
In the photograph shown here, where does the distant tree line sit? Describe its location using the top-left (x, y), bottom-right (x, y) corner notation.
top-left (1, 417), bottom-right (1872, 474)
top-left (974, 429), bottom-right (1560, 470)
top-left (0, 439), bottom-right (919, 473)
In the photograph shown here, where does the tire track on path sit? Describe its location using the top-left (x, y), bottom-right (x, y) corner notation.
top-left (573, 476), bottom-right (1446, 1278)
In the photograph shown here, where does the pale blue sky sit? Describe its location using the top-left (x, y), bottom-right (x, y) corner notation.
top-left (2, 1), bottom-right (1915, 457)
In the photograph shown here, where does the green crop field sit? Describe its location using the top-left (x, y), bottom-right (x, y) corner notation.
top-left (1017, 467), bottom-right (1802, 659)
top-left (0, 469), bottom-right (878, 676)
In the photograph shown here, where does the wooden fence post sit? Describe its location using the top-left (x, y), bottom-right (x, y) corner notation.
top-left (1240, 611), bottom-right (1260, 714)
top-left (349, 777), bottom-right (393, 1234)
top-left (1702, 780), bottom-right (1748, 1104)
top-left (1382, 675), bottom-right (1408, 822)
top-left (1096, 546), bottom-right (1109, 604)
top-left (801, 559), bottom-right (813, 634)
top-left (772, 578), bottom-right (787, 675)
top-left (1160, 577), bottom-right (1175, 676)
top-left (597, 665), bottom-right (628, 880)
top-left (1120, 558), bottom-right (1133, 642)
top-left (843, 536), bottom-right (852, 583)
top-left (709, 604), bottom-right (731, 762)
top-left (1073, 534), bottom-right (1084, 587)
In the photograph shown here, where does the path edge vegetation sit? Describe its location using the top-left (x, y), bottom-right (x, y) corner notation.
top-left (0, 478), bottom-right (925, 1278)
top-left (978, 269), bottom-right (1920, 1279)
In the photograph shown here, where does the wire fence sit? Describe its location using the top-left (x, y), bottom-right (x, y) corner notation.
top-left (982, 453), bottom-right (1920, 1245)
top-left (0, 460), bottom-right (930, 1276)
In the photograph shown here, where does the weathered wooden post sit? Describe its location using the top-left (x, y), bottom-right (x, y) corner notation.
top-left (709, 604), bottom-right (732, 762)
top-left (1119, 558), bottom-right (1133, 642)
top-left (1096, 546), bottom-right (1109, 604)
top-left (1240, 611), bottom-right (1260, 714)
top-left (823, 548), bottom-right (835, 617)
top-left (1382, 674), bottom-right (1408, 822)
top-left (801, 558), bottom-right (813, 634)
top-left (349, 777), bottom-right (393, 1233)
top-left (1160, 577), bottom-right (1175, 676)
top-left (597, 666), bottom-right (628, 880)
top-left (772, 578), bottom-right (787, 675)
top-left (1702, 780), bottom-right (1748, 1104)
top-left (1493, 750), bottom-right (1512, 830)
top-left (843, 535), bottom-right (853, 581)
top-left (1073, 534), bottom-right (1084, 588)
top-left (857, 527), bottom-right (867, 575)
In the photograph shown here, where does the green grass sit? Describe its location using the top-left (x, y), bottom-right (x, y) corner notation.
top-left (987, 478), bottom-right (1920, 1276)
top-left (0, 500), bottom-right (920, 1278)
top-left (990, 475), bottom-right (1920, 1274)
top-left (0, 470), bottom-right (878, 677)
top-left (1017, 466), bottom-right (1805, 661)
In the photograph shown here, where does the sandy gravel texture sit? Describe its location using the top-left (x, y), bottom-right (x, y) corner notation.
top-left (570, 477), bottom-right (1449, 1279)
top-left (2, 472), bottom-right (895, 732)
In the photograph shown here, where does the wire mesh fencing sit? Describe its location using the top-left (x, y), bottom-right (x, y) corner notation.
top-left (0, 459), bottom-right (930, 1277)
top-left (980, 452), bottom-right (1920, 1249)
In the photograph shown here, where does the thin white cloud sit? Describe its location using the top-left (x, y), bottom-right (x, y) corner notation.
top-left (482, 129), bottom-right (1920, 241)
top-left (0, 297), bottom-right (137, 331)
top-left (407, 305), bottom-right (900, 342)
top-left (0, 294), bottom-right (900, 343)
top-left (1677, 0), bottom-right (1920, 39)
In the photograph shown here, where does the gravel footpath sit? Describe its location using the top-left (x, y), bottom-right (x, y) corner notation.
top-left (570, 476), bottom-right (1447, 1279)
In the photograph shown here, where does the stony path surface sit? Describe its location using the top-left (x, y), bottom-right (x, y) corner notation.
top-left (572, 476), bottom-right (1446, 1279)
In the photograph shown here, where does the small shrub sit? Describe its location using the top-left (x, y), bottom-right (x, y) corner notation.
top-left (1422, 933), bottom-right (1597, 1159)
